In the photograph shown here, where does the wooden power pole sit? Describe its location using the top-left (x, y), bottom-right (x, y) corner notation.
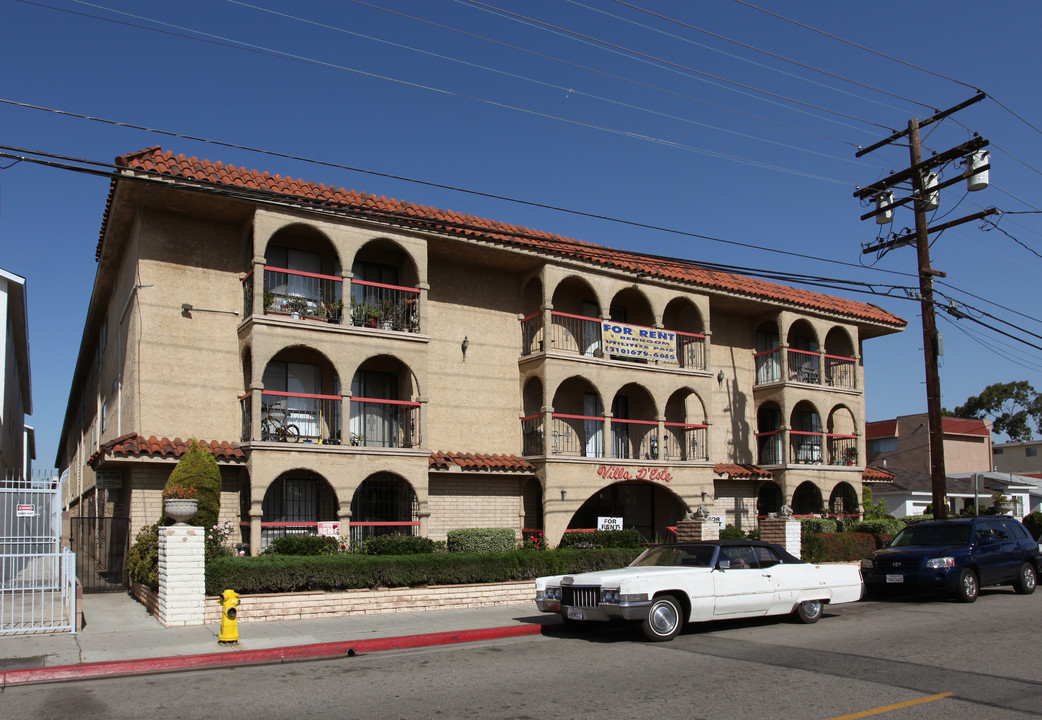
top-left (854, 94), bottom-right (994, 519)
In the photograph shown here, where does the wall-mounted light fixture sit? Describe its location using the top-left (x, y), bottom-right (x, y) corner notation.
top-left (717, 370), bottom-right (725, 384)
top-left (560, 489), bottom-right (567, 500)
top-left (700, 490), bottom-right (708, 501)
top-left (181, 303), bottom-right (239, 316)
top-left (461, 335), bottom-right (469, 358)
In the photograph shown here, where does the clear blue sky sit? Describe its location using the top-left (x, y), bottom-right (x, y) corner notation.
top-left (3, 0), bottom-right (1041, 470)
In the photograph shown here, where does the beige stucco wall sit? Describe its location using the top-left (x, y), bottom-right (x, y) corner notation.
top-left (427, 474), bottom-right (524, 541)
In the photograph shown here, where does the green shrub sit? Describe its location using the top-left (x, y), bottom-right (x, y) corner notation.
top-left (556, 529), bottom-right (645, 549)
top-left (263, 534), bottom-right (341, 556)
top-left (719, 524), bottom-right (746, 540)
top-left (901, 514), bottom-right (934, 526)
top-left (126, 523), bottom-right (160, 591)
top-left (848, 518), bottom-right (905, 536)
top-left (1022, 511), bottom-right (1042, 540)
top-left (799, 517), bottom-right (838, 536)
top-left (802, 532), bottom-right (876, 563)
top-left (204, 547), bottom-right (644, 595)
top-left (360, 533), bottom-right (437, 555)
top-left (164, 438), bottom-right (222, 529)
top-left (446, 528), bottom-right (517, 553)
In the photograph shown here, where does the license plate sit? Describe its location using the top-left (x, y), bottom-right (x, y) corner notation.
top-left (886, 574), bottom-right (904, 584)
top-left (566, 607), bottom-right (583, 620)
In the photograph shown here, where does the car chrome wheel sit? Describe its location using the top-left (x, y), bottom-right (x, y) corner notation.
top-left (1014, 563), bottom-right (1037, 595)
top-left (793, 600), bottom-right (823, 624)
top-left (956, 569), bottom-right (978, 603)
top-left (642, 595), bottom-right (682, 642)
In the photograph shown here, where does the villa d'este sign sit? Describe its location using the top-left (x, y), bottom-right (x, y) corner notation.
top-left (597, 465), bottom-right (673, 483)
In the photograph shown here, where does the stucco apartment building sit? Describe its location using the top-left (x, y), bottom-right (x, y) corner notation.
top-left (56, 147), bottom-right (905, 554)
top-left (865, 414), bottom-right (993, 474)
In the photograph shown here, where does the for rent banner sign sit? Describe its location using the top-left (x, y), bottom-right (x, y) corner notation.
top-left (602, 321), bottom-right (677, 362)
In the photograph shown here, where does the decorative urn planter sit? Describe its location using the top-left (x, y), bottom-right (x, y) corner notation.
top-left (993, 501), bottom-right (1015, 515)
top-left (165, 498), bottom-right (199, 525)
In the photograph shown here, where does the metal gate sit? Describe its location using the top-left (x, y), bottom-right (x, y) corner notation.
top-left (0, 476), bottom-right (77, 634)
top-left (69, 516), bottom-right (131, 592)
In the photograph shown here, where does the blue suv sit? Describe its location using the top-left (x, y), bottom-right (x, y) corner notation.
top-left (861, 517), bottom-right (1041, 602)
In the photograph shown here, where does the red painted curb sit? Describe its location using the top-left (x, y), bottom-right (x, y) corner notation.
top-left (0, 624), bottom-right (545, 687)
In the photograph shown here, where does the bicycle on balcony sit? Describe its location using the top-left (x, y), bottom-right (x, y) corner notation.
top-left (261, 407), bottom-right (299, 442)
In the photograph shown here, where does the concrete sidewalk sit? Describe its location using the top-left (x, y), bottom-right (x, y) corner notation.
top-left (0, 593), bottom-right (557, 686)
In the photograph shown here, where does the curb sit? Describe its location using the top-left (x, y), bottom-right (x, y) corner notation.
top-left (0, 624), bottom-right (546, 688)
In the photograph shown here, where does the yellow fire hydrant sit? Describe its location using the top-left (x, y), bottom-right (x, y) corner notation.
top-left (217, 589), bottom-right (240, 644)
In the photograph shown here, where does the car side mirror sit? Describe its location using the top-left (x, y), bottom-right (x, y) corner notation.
top-left (717, 560), bottom-right (731, 570)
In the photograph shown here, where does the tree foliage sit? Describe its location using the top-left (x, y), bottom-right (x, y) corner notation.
top-left (949, 380), bottom-right (1042, 442)
top-left (164, 438), bottom-right (222, 529)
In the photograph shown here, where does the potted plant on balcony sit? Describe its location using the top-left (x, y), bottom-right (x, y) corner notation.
top-left (323, 299), bottom-right (343, 323)
top-left (162, 484), bottom-right (198, 525)
top-left (287, 296), bottom-right (308, 320)
top-left (843, 446), bottom-right (858, 466)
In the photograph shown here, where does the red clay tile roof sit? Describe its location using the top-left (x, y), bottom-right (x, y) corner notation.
top-left (103, 147), bottom-right (905, 329)
top-left (89, 433), bottom-right (246, 467)
top-left (429, 451), bottom-right (535, 472)
top-left (862, 466), bottom-right (895, 482)
top-left (713, 463), bottom-right (773, 479)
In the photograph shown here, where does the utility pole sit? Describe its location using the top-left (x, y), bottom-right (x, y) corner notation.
top-left (854, 94), bottom-right (993, 520)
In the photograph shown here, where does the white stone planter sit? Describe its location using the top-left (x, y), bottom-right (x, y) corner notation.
top-left (165, 498), bottom-right (199, 525)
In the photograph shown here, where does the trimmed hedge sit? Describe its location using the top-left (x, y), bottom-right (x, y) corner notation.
top-left (556, 529), bottom-right (645, 549)
top-left (360, 533), bottom-right (437, 555)
top-left (799, 517), bottom-right (838, 536)
top-left (204, 547), bottom-right (643, 596)
top-left (802, 532), bottom-right (876, 563)
top-left (446, 528), bottom-right (516, 553)
top-left (264, 535), bottom-right (341, 556)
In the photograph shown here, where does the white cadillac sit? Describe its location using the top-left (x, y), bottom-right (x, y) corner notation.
top-left (535, 540), bottom-right (863, 641)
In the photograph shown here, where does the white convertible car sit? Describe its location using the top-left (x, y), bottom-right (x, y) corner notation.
top-left (535, 540), bottom-right (863, 641)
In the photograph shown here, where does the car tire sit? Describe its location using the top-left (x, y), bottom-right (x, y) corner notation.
top-left (642, 594), bottom-right (683, 642)
top-left (1013, 563), bottom-right (1037, 595)
top-left (793, 600), bottom-right (823, 624)
top-left (955, 569), bottom-right (979, 603)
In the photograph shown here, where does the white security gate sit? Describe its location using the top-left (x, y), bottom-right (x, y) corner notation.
top-left (0, 475), bottom-right (76, 634)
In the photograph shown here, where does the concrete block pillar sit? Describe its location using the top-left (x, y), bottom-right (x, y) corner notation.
top-left (760, 516), bottom-right (802, 559)
top-left (158, 525), bottom-right (206, 627)
top-left (675, 518), bottom-right (720, 542)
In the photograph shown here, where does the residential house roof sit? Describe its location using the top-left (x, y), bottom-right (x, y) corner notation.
top-left (103, 147), bottom-right (906, 330)
top-left (89, 433), bottom-right (247, 466)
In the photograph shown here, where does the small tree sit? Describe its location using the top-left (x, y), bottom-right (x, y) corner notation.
top-left (164, 438), bottom-right (222, 529)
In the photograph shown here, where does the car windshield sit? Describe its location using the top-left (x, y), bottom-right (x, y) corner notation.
top-left (630, 545), bottom-right (717, 568)
top-left (890, 524), bottom-right (970, 547)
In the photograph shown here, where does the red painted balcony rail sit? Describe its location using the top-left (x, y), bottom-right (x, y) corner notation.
top-left (522, 414), bottom-right (707, 461)
top-left (261, 266), bottom-right (345, 322)
top-left (790, 432), bottom-right (859, 465)
top-left (756, 430), bottom-right (783, 465)
top-left (663, 422), bottom-right (708, 461)
top-left (754, 349), bottom-right (782, 384)
top-left (348, 397), bottom-right (422, 448)
top-left (348, 279), bottom-right (420, 333)
top-left (787, 348), bottom-right (820, 384)
top-left (239, 390), bottom-right (342, 444)
top-left (825, 354), bottom-right (857, 390)
top-left (520, 312), bottom-right (706, 369)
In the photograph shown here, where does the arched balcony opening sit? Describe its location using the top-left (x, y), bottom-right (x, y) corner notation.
top-left (521, 478), bottom-right (544, 545)
top-left (662, 298), bottom-right (706, 370)
top-left (664, 389), bottom-right (709, 461)
top-left (244, 348), bottom-right (341, 444)
top-left (350, 473), bottom-right (419, 544)
top-left (521, 376), bottom-right (545, 456)
top-left (259, 471), bottom-right (339, 551)
top-left (787, 320), bottom-right (820, 385)
top-left (756, 402), bottom-right (783, 465)
top-left (610, 383), bottom-right (658, 460)
top-left (549, 377), bottom-right (604, 457)
top-left (254, 225), bottom-right (344, 322)
top-left (604, 288), bottom-right (655, 365)
top-left (533, 277), bottom-right (602, 357)
top-left (519, 277), bottom-right (545, 354)
top-left (827, 405), bottom-right (859, 466)
top-left (349, 239), bottom-right (421, 333)
top-left (349, 356), bottom-right (421, 448)
top-left (754, 322), bottom-right (781, 385)
top-left (824, 327), bottom-right (858, 390)
top-left (790, 401), bottom-right (823, 465)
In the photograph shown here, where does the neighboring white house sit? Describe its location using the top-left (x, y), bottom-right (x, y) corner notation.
top-left (872, 468), bottom-right (1037, 518)
top-left (0, 267), bottom-right (31, 481)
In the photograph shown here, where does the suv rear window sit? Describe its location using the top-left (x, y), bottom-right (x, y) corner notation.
top-left (1000, 518), bottom-right (1030, 540)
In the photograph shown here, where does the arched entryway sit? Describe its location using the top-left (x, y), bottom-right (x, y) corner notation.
top-left (757, 482), bottom-right (784, 517)
top-left (261, 471), bottom-right (339, 551)
top-left (829, 482), bottom-right (860, 517)
top-left (350, 473), bottom-right (419, 544)
top-left (791, 481), bottom-right (824, 515)
top-left (568, 481), bottom-right (686, 542)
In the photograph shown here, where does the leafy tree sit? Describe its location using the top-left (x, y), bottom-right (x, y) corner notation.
top-left (164, 438), bottom-right (222, 529)
top-left (949, 381), bottom-right (1042, 442)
